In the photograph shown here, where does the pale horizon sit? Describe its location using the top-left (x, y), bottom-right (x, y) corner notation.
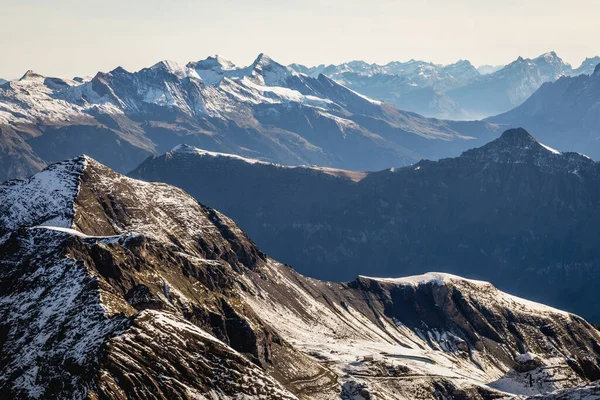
top-left (1, 0), bottom-right (599, 79)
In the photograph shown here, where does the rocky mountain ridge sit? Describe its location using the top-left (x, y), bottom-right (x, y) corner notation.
top-left (0, 53), bottom-right (499, 183)
top-left (2, 155), bottom-right (600, 398)
top-left (290, 52), bottom-right (599, 119)
top-left (130, 128), bottom-right (600, 323)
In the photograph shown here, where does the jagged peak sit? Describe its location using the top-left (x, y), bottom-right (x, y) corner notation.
top-left (73, 76), bottom-right (92, 84)
top-left (147, 60), bottom-right (196, 79)
top-left (250, 54), bottom-right (296, 76)
top-left (450, 59), bottom-right (474, 67)
top-left (248, 53), bottom-right (295, 85)
top-left (486, 128), bottom-right (561, 154)
top-left (189, 54), bottom-right (236, 71)
top-left (108, 66), bottom-right (129, 75)
top-left (455, 128), bottom-right (600, 172)
top-left (19, 70), bottom-right (45, 81)
top-left (251, 53), bottom-right (287, 70)
top-left (536, 51), bottom-right (559, 60)
top-left (150, 60), bottom-right (183, 72)
top-left (582, 56), bottom-right (600, 63)
top-left (345, 60), bottom-right (374, 68)
top-left (498, 127), bottom-right (539, 144)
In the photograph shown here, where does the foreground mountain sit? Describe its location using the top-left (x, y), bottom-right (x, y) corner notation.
top-left (487, 63), bottom-right (600, 159)
top-left (131, 128), bottom-right (600, 323)
top-left (291, 52), bottom-right (595, 119)
top-left (2, 156), bottom-right (600, 399)
top-left (0, 54), bottom-right (499, 183)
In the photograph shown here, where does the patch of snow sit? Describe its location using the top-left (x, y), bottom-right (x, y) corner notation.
top-left (516, 352), bottom-right (538, 363)
top-left (29, 225), bottom-right (140, 244)
top-left (170, 144), bottom-right (269, 165)
top-left (0, 157), bottom-right (85, 232)
top-left (359, 272), bottom-right (489, 287)
top-left (539, 142), bottom-right (561, 155)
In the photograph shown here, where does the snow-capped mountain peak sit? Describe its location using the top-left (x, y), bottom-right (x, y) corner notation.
top-left (19, 69), bottom-right (45, 82)
top-left (188, 54), bottom-right (237, 71)
top-left (251, 52), bottom-right (276, 67)
top-left (533, 51), bottom-right (572, 79)
top-left (248, 53), bottom-right (297, 86)
top-left (536, 51), bottom-right (559, 61)
top-left (187, 53), bottom-right (297, 86)
top-left (148, 60), bottom-right (194, 79)
top-left (207, 54), bottom-right (237, 70)
top-left (186, 55), bottom-right (240, 85)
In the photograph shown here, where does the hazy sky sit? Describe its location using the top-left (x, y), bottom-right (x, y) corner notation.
top-left (1, 0), bottom-right (598, 79)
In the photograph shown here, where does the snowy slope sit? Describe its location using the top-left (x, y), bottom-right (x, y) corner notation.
top-left (0, 53), bottom-right (500, 183)
top-left (243, 265), bottom-right (600, 399)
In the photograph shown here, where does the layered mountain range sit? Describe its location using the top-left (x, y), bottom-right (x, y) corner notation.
top-left (0, 54), bottom-right (499, 183)
top-left (131, 128), bottom-right (600, 323)
top-left (290, 52), bottom-right (599, 119)
top-left (487, 64), bottom-right (600, 159)
top-left (2, 155), bottom-right (600, 399)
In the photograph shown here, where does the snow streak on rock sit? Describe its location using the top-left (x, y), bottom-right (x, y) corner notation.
top-left (0, 157), bottom-right (86, 233)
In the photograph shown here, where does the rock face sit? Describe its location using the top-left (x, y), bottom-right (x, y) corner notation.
top-left (130, 128), bottom-right (600, 322)
top-left (0, 54), bottom-right (499, 183)
top-left (2, 156), bottom-right (600, 399)
top-left (487, 63), bottom-right (600, 159)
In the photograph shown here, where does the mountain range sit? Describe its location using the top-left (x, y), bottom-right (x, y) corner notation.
top-left (2, 155), bottom-right (600, 399)
top-left (130, 128), bottom-right (600, 323)
top-left (290, 52), bottom-right (599, 120)
top-left (487, 64), bottom-right (600, 159)
top-left (0, 54), bottom-right (499, 183)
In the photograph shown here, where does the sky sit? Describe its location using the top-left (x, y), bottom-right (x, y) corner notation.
top-left (1, 0), bottom-right (599, 79)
